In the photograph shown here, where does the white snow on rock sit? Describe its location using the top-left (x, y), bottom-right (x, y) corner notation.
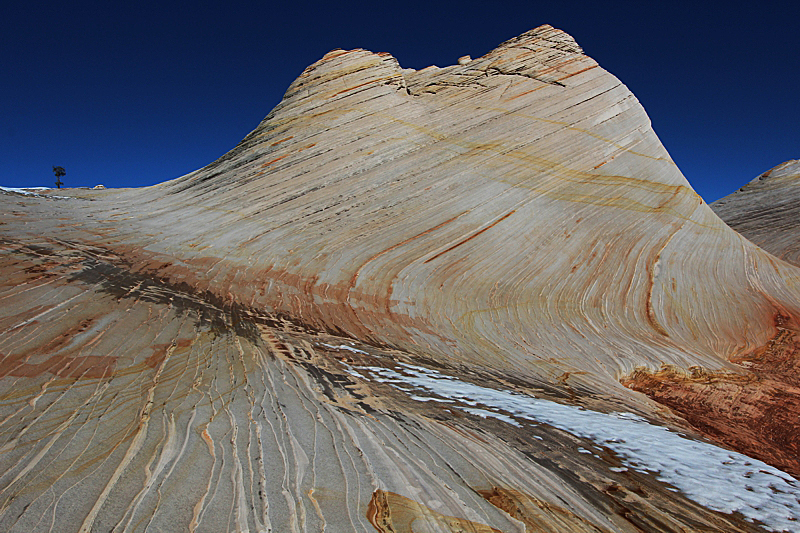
top-left (320, 342), bottom-right (369, 354)
top-left (354, 363), bottom-right (800, 532)
top-left (1, 186), bottom-right (49, 196)
top-left (0, 186), bottom-right (71, 199)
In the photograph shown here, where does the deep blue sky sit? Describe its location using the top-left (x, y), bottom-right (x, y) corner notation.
top-left (2, 1), bottom-right (797, 201)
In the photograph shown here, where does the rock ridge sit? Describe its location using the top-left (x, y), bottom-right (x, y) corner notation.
top-left (711, 159), bottom-right (800, 265)
top-left (2, 25), bottom-right (800, 532)
top-left (191, 23), bottom-right (595, 177)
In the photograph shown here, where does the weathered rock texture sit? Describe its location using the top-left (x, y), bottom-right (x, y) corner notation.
top-left (1, 25), bottom-right (799, 532)
top-left (711, 159), bottom-right (800, 266)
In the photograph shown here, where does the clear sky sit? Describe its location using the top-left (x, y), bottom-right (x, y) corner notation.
top-left (2, 1), bottom-right (797, 202)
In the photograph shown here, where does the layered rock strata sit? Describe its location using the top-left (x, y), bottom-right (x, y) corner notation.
top-left (1, 25), bottom-right (799, 532)
top-left (711, 159), bottom-right (800, 266)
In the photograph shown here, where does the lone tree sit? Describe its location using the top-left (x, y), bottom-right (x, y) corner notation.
top-left (53, 166), bottom-right (65, 188)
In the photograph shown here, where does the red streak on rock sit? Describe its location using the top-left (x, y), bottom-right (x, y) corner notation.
top-left (260, 154), bottom-right (290, 167)
top-left (270, 136), bottom-right (294, 147)
top-left (146, 338), bottom-right (193, 369)
top-left (1, 354), bottom-right (116, 380)
top-left (423, 210), bottom-right (516, 263)
top-left (622, 312), bottom-right (800, 477)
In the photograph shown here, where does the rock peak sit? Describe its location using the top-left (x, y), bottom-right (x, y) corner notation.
top-left (280, 25), bottom-right (587, 105)
top-left (752, 159), bottom-right (800, 182)
top-left (3, 25), bottom-right (800, 533)
top-left (711, 159), bottom-right (800, 265)
top-left (492, 24), bottom-right (584, 55)
top-left (270, 24), bottom-right (592, 120)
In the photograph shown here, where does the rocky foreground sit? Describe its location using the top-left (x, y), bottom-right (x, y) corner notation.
top-left (1, 26), bottom-right (799, 532)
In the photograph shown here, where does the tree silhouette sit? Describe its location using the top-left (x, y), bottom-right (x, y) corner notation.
top-left (53, 166), bottom-right (65, 189)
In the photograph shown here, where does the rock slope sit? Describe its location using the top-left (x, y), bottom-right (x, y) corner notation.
top-left (711, 159), bottom-right (800, 266)
top-left (1, 25), bottom-right (799, 532)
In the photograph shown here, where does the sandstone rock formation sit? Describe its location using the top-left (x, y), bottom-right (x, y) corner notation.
top-left (711, 160), bottom-right (800, 266)
top-left (1, 25), bottom-right (799, 532)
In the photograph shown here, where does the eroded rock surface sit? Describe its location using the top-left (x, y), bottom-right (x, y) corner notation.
top-left (1, 25), bottom-right (799, 532)
top-left (711, 160), bottom-right (800, 266)
top-left (622, 311), bottom-right (800, 478)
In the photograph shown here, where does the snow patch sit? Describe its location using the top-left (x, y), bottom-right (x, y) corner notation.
top-left (355, 363), bottom-right (800, 532)
top-left (461, 407), bottom-right (521, 427)
top-left (1, 186), bottom-right (71, 199)
top-left (340, 364), bottom-right (367, 380)
top-left (409, 395), bottom-right (454, 403)
top-left (321, 343), bottom-right (368, 355)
